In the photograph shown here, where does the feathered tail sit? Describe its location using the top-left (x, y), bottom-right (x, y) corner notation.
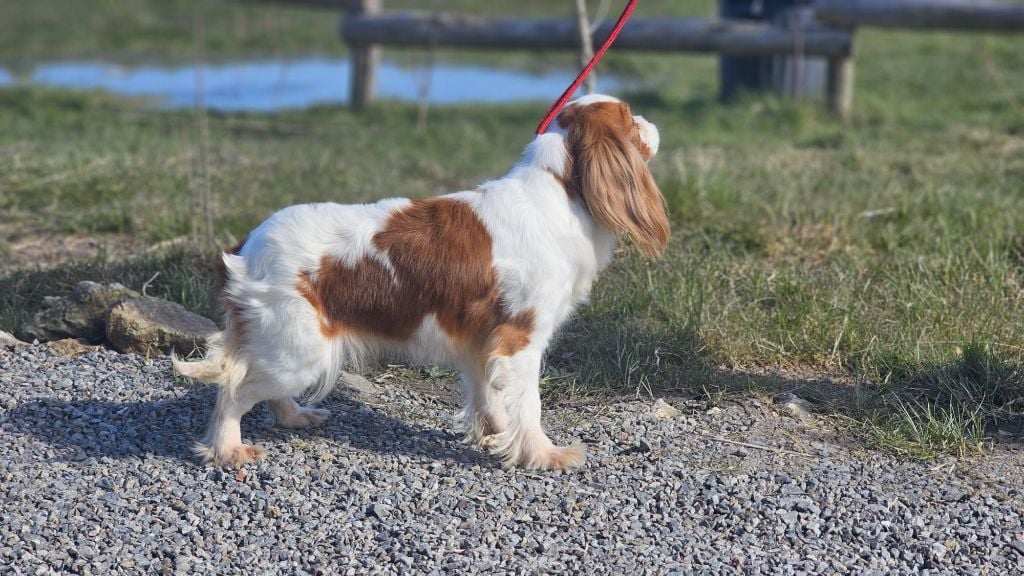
top-left (172, 252), bottom-right (251, 394)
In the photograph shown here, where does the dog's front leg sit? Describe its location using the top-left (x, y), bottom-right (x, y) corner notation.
top-left (487, 350), bottom-right (585, 470)
top-left (458, 356), bottom-right (509, 447)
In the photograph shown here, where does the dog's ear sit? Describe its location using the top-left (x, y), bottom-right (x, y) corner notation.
top-left (560, 102), bottom-right (669, 258)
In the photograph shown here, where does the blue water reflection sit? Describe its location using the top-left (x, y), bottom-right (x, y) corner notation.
top-left (0, 58), bottom-right (619, 110)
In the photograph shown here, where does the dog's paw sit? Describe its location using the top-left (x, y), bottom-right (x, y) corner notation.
top-left (510, 443), bottom-right (586, 471)
top-left (532, 443), bottom-right (587, 470)
top-left (195, 442), bottom-right (266, 467)
top-left (479, 434), bottom-right (502, 449)
top-left (276, 406), bottom-right (331, 429)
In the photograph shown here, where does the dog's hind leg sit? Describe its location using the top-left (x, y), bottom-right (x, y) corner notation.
top-left (267, 397), bottom-right (330, 429)
top-left (195, 373), bottom-right (283, 467)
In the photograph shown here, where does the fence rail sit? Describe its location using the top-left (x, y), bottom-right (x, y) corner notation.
top-left (243, 0), bottom-right (363, 9)
top-left (341, 12), bottom-right (852, 57)
top-left (816, 0), bottom-right (1024, 31)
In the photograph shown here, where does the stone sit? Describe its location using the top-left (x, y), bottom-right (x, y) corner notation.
top-left (46, 338), bottom-right (101, 357)
top-left (653, 398), bottom-right (681, 419)
top-left (0, 330), bottom-right (28, 349)
top-left (18, 281), bottom-right (139, 343)
top-left (341, 372), bottom-right (385, 401)
top-left (774, 392), bottom-right (814, 422)
top-left (105, 297), bottom-right (217, 356)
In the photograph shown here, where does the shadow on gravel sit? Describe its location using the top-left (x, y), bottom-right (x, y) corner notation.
top-left (6, 386), bottom-right (488, 467)
top-left (553, 322), bottom-right (872, 413)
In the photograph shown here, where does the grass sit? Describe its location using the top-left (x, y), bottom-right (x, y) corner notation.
top-left (3, 2), bottom-right (1024, 460)
top-left (861, 342), bottom-right (1023, 460)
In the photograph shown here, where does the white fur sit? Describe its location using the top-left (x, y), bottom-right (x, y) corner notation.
top-left (174, 95), bottom-right (659, 470)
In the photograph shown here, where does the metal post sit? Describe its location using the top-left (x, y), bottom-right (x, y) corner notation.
top-left (719, 0), bottom-right (819, 101)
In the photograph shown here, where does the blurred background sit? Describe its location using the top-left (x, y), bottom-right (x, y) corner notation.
top-left (2, 0), bottom-right (1024, 458)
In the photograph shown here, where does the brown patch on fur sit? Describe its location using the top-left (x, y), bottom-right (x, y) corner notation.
top-left (296, 257), bottom-right (397, 338)
top-left (631, 133), bottom-right (654, 160)
top-left (557, 101), bottom-right (670, 258)
top-left (488, 310), bottom-right (535, 357)
top-left (296, 198), bottom-right (535, 354)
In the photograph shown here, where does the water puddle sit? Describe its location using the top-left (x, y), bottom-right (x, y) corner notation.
top-left (0, 58), bottom-right (621, 111)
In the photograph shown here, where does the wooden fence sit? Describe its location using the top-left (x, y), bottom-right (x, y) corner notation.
top-left (816, 0), bottom-right (1024, 31)
top-left (257, 0), bottom-right (1024, 119)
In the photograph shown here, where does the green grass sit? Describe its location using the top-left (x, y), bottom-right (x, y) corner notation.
top-left (2, 5), bottom-right (1024, 460)
top-left (860, 342), bottom-right (1022, 460)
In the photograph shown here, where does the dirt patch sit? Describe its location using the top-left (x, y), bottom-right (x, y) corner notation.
top-left (0, 229), bottom-right (142, 274)
top-left (360, 364), bottom-right (462, 408)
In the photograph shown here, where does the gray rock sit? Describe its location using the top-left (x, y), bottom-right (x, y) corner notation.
top-left (18, 281), bottom-right (139, 343)
top-left (774, 392), bottom-right (815, 422)
top-left (105, 297), bottom-right (217, 356)
top-left (341, 372), bottom-right (385, 401)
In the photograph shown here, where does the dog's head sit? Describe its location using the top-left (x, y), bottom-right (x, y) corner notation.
top-left (554, 95), bottom-right (669, 258)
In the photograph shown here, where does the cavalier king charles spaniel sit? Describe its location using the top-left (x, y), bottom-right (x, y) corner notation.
top-left (174, 94), bottom-right (669, 470)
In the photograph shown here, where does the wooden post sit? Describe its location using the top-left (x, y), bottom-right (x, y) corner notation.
top-left (827, 51), bottom-right (854, 121)
top-left (347, 0), bottom-right (380, 109)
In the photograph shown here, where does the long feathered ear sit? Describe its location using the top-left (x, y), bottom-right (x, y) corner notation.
top-left (561, 102), bottom-right (670, 258)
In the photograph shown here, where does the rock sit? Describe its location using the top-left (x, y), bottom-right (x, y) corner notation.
top-left (774, 392), bottom-right (814, 422)
top-left (618, 439), bottom-right (652, 456)
top-left (341, 372), bottom-right (385, 401)
top-left (1010, 540), bottom-right (1024, 558)
top-left (367, 503), bottom-right (390, 519)
top-left (707, 406), bottom-right (723, 416)
top-left (0, 330), bottom-right (28, 349)
top-left (18, 281), bottom-right (139, 343)
top-left (105, 297), bottom-right (217, 356)
top-left (46, 338), bottom-right (101, 357)
top-left (653, 398), bottom-right (681, 419)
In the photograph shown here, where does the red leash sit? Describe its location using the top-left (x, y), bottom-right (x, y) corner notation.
top-left (535, 0), bottom-right (638, 135)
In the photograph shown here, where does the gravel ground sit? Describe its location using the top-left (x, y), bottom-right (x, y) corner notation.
top-left (3, 345), bottom-right (1024, 575)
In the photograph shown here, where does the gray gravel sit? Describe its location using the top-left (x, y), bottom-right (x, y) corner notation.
top-left (3, 346), bottom-right (1024, 575)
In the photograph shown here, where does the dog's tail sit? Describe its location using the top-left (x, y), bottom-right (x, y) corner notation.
top-left (172, 251), bottom-right (251, 394)
top-left (171, 328), bottom-right (247, 389)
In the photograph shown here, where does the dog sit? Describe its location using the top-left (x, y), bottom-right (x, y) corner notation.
top-left (173, 94), bottom-right (669, 470)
